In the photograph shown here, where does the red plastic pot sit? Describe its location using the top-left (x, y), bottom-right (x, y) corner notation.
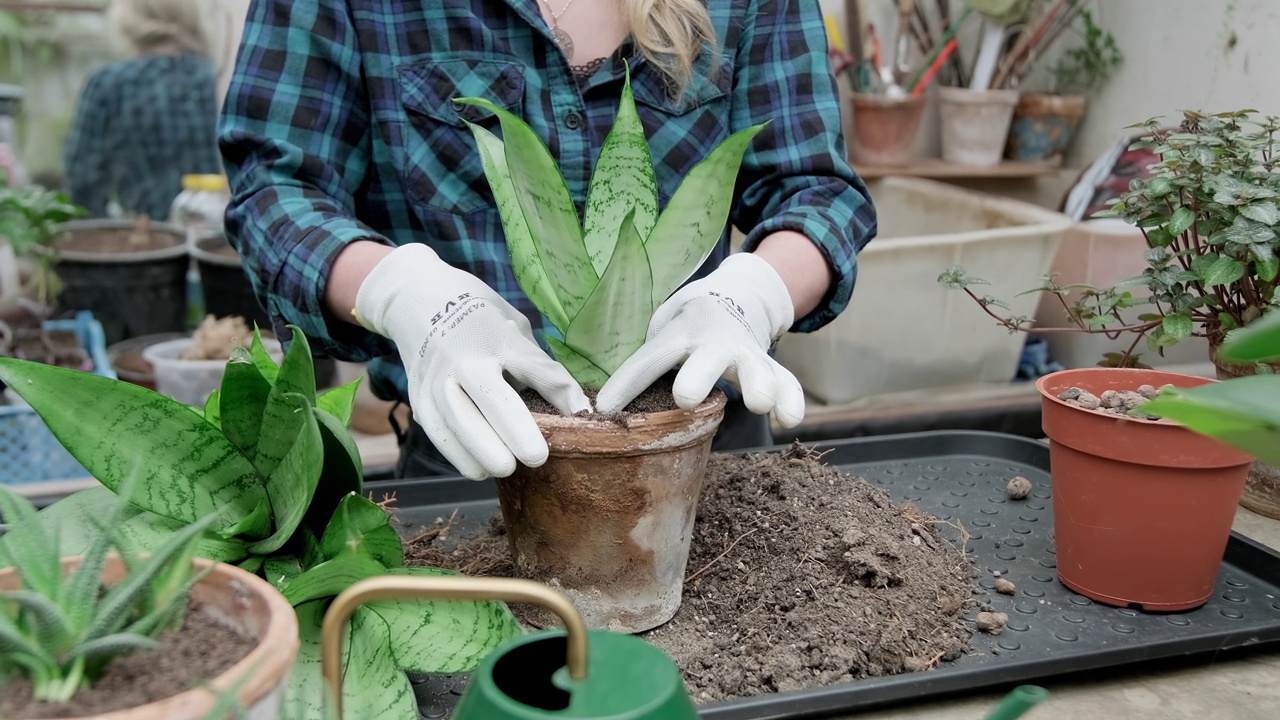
top-left (1036, 368), bottom-right (1254, 611)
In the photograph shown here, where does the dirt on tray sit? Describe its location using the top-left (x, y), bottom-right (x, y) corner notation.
top-left (520, 371), bottom-right (681, 418)
top-left (404, 442), bottom-right (975, 702)
top-left (0, 599), bottom-right (256, 719)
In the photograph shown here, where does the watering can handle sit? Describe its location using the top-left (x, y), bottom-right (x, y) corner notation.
top-left (320, 575), bottom-right (589, 720)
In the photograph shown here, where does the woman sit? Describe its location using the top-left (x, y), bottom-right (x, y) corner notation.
top-left (63, 0), bottom-right (223, 220)
top-left (218, 0), bottom-right (877, 480)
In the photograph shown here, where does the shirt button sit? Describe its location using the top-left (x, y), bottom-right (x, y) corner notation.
top-left (564, 111), bottom-right (582, 129)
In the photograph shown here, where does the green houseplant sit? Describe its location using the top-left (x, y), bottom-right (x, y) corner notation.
top-left (0, 181), bottom-right (83, 322)
top-left (0, 327), bottom-right (522, 719)
top-left (450, 70), bottom-right (767, 633)
top-left (0, 482), bottom-right (300, 719)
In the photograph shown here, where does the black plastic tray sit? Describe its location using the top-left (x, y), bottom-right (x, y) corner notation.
top-left (378, 430), bottom-right (1280, 719)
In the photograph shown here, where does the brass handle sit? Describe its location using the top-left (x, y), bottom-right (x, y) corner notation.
top-left (320, 575), bottom-right (589, 720)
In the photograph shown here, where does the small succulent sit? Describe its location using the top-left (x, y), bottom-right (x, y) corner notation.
top-left (0, 481), bottom-right (215, 703)
top-left (456, 68), bottom-right (768, 389)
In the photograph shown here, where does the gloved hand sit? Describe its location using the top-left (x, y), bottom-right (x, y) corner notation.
top-left (354, 243), bottom-right (591, 479)
top-left (595, 251), bottom-right (805, 427)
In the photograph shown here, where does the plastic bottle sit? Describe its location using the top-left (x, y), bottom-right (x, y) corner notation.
top-left (169, 174), bottom-right (231, 328)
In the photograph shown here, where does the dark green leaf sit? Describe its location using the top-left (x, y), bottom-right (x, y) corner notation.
top-left (303, 408), bottom-right (365, 538)
top-left (1167, 206), bottom-right (1197, 237)
top-left (1213, 215), bottom-right (1276, 246)
top-left (318, 493), bottom-right (402, 568)
top-left (1242, 200), bottom-right (1280, 225)
top-left (1253, 243), bottom-right (1280, 282)
top-left (1162, 313), bottom-right (1194, 342)
top-left (219, 351), bottom-right (272, 461)
top-left (263, 555), bottom-right (303, 593)
top-left (247, 393), bottom-right (324, 555)
top-left (203, 389), bottom-right (221, 429)
top-left (249, 330), bottom-right (280, 385)
top-left (0, 359), bottom-right (266, 532)
top-left (316, 378), bottom-right (361, 427)
top-left (1141, 377), bottom-right (1280, 465)
top-left (281, 552), bottom-right (388, 606)
top-left (1218, 312), bottom-right (1280, 363)
top-left (1199, 256), bottom-right (1247, 287)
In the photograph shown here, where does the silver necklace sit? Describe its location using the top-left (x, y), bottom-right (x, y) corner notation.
top-left (539, 0), bottom-right (577, 58)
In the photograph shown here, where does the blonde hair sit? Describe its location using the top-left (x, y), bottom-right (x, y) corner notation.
top-left (109, 0), bottom-right (211, 57)
top-left (621, 0), bottom-right (719, 100)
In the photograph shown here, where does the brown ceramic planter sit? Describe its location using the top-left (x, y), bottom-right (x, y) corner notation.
top-left (1004, 92), bottom-right (1087, 162)
top-left (1036, 368), bottom-right (1253, 611)
top-left (495, 390), bottom-right (728, 633)
top-left (849, 92), bottom-right (926, 167)
top-left (5, 555), bottom-right (299, 719)
top-left (1213, 349), bottom-right (1280, 520)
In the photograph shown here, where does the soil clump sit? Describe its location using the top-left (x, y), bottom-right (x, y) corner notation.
top-left (405, 442), bottom-right (975, 702)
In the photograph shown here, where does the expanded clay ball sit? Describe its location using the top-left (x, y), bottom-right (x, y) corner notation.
top-left (1006, 476), bottom-right (1032, 500)
top-left (994, 578), bottom-right (1017, 595)
top-left (977, 611), bottom-right (1009, 634)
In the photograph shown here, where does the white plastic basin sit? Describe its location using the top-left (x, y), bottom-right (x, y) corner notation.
top-left (142, 337), bottom-right (283, 408)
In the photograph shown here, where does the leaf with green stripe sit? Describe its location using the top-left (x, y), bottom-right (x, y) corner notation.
top-left (0, 359), bottom-right (265, 532)
top-left (646, 122), bottom-right (769, 307)
top-left (202, 389), bottom-right (221, 428)
top-left (370, 566), bottom-right (524, 673)
top-left (219, 348), bottom-right (272, 460)
top-left (582, 71), bottom-right (658, 277)
top-left (263, 555), bottom-right (303, 594)
top-left (303, 408), bottom-right (365, 537)
top-left (247, 393), bottom-right (324, 555)
top-left (253, 341), bottom-right (316, 481)
top-left (281, 552), bottom-right (387, 606)
top-left (543, 335), bottom-right (610, 392)
top-left (316, 377), bottom-right (361, 427)
top-left (565, 210), bottom-right (653, 379)
top-left (455, 96), bottom-right (597, 321)
top-left (466, 121), bottom-right (571, 333)
top-left (318, 493), bottom-right (401, 568)
top-left (250, 327), bottom-right (280, 385)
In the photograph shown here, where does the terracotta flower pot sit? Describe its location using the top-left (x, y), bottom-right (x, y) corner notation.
top-left (1004, 92), bottom-right (1088, 162)
top-left (495, 390), bottom-right (728, 633)
top-left (1036, 368), bottom-right (1253, 611)
top-left (850, 92), bottom-right (926, 167)
top-left (1212, 349), bottom-right (1280, 520)
top-left (4, 555), bottom-right (299, 719)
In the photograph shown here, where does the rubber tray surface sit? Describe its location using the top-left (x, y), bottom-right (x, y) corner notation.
top-left (377, 431), bottom-right (1280, 720)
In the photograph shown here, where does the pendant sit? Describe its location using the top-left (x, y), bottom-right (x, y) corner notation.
top-left (553, 26), bottom-right (574, 58)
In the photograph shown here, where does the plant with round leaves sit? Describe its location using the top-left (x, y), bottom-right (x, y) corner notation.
top-left (455, 67), bottom-right (768, 389)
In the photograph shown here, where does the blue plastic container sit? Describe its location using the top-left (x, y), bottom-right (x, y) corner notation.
top-left (0, 311), bottom-right (114, 485)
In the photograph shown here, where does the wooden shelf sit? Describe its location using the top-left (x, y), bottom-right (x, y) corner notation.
top-left (852, 157), bottom-right (1064, 180)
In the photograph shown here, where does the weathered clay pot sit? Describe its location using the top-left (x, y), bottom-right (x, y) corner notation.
top-left (1213, 349), bottom-right (1280, 520)
top-left (1004, 92), bottom-right (1088, 162)
top-left (850, 92), bottom-right (926, 167)
top-left (495, 390), bottom-right (728, 634)
top-left (4, 555), bottom-right (298, 719)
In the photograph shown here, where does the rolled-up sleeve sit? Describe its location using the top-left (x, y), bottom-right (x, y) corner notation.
top-left (728, 0), bottom-right (877, 332)
top-left (217, 0), bottom-right (396, 360)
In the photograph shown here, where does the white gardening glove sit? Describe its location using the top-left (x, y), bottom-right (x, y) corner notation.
top-left (354, 243), bottom-right (590, 479)
top-left (595, 252), bottom-right (805, 427)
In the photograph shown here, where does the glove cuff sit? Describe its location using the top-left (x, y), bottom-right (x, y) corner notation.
top-left (720, 252), bottom-right (795, 345)
top-left (353, 243), bottom-right (445, 337)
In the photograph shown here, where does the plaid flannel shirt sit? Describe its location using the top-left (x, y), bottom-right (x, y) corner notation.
top-left (218, 0), bottom-right (877, 404)
top-left (65, 54), bottom-right (223, 220)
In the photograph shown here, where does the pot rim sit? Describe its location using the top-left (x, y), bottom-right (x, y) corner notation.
top-left (189, 233), bottom-right (244, 268)
top-left (41, 219), bottom-right (188, 264)
top-left (527, 388), bottom-right (729, 456)
top-left (7, 555), bottom-right (298, 720)
top-left (529, 387), bottom-right (728, 428)
top-left (1034, 366), bottom-right (1219, 427)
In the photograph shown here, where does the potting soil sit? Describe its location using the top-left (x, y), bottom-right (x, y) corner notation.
top-left (520, 370), bottom-right (681, 417)
top-left (405, 443), bottom-right (975, 702)
top-left (0, 599), bottom-right (256, 719)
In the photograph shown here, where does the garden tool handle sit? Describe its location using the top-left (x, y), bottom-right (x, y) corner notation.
top-left (321, 575), bottom-right (589, 720)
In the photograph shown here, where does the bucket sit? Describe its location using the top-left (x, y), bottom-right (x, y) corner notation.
top-left (46, 219), bottom-right (189, 346)
top-left (142, 336), bottom-right (282, 407)
top-left (106, 331), bottom-right (191, 391)
top-left (938, 86), bottom-right (1020, 167)
top-left (850, 92), bottom-right (926, 166)
top-left (1036, 368), bottom-right (1253, 611)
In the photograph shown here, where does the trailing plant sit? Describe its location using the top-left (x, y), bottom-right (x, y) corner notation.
top-left (0, 327), bottom-right (522, 720)
top-left (1049, 8), bottom-right (1123, 95)
top-left (1142, 311), bottom-right (1280, 465)
top-left (0, 481), bottom-right (216, 703)
top-left (454, 68), bottom-right (767, 389)
top-left (940, 109), bottom-right (1280, 368)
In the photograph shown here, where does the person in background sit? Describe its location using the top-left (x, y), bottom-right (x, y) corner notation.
top-left (62, 0), bottom-right (223, 220)
top-left (201, 0), bottom-right (252, 110)
top-left (220, 0), bottom-right (877, 480)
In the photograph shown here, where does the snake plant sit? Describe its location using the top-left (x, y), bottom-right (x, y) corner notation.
top-left (0, 482), bottom-right (215, 703)
top-left (0, 327), bottom-right (521, 719)
top-left (456, 67), bottom-right (768, 389)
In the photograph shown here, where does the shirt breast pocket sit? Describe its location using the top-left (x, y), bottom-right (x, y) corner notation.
top-left (397, 57), bottom-right (526, 215)
top-left (628, 57), bottom-right (735, 182)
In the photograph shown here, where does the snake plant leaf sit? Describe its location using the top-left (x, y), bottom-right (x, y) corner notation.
top-left (647, 122), bottom-right (770, 307)
top-left (218, 497), bottom-right (272, 540)
top-left (466, 120), bottom-right (571, 332)
top-left (365, 566), bottom-right (524, 674)
top-left (543, 335), bottom-right (611, 391)
top-left (303, 408), bottom-right (365, 537)
top-left (0, 485), bottom-right (59, 598)
top-left (37, 487), bottom-right (250, 563)
top-left (263, 555), bottom-right (303, 594)
top-left (280, 600), bottom-right (417, 720)
top-left (455, 96), bottom-right (598, 320)
top-left (316, 377), bottom-right (362, 427)
top-left (0, 359), bottom-right (265, 532)
top-left (202, 389), bottom-right (221, 428)
top-left (281, 552), bottom-right (387, 607)
top-left (219, 348), bottom-right (272, 460)
top-left (246, 393), bottom-right (325, 555)
top-left (1218, 312), bottom-right (1280, 363)
top-left (318, 493), bottom-right (402, 569)
top-left (1140, 375), bottom-right (1280, 466)
top-left (582, 70), bottom-right (659, 276)
top-left (254, 375), bottom-right (315, 482)
top-left (250, 327), bottom-right (280, 385)
top-left (564, 210), bottom-right (653, 379)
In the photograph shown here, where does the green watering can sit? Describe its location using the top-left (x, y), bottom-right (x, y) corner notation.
top-left (321, 574), bottom-right (697, 719)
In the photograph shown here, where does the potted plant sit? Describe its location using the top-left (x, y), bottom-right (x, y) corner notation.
top-left (1004, 8), bottom-right (1123, 162)
top-left (0, 485), bottom-right (299, 718)
top-left (0, 180), bottom-right (84, 325)
top-left (452, 70), bottom-right (763, 633)
top-left (943, 109), bottom-right (1280, 518)
top-left (0, 326), bottom-right (525, 719)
